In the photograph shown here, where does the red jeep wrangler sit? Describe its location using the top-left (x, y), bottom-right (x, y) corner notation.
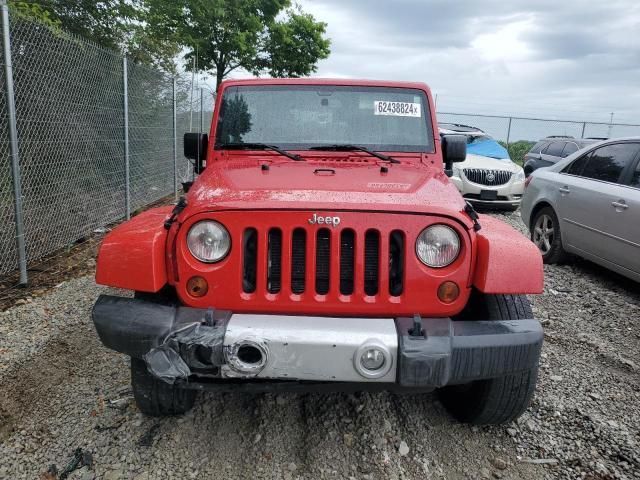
top-left (93, 79), bottom-right (543, 424)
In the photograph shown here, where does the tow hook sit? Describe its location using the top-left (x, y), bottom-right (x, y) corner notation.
top-left (409, 314), bottom-right (425, 338)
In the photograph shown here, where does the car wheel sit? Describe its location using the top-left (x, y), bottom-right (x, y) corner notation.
top-left (438, 293), bottom-right (539, 425)
top-left (531, 206), bottom-right (567, 264)
top-left (131, 358), bottom-right (197, 417)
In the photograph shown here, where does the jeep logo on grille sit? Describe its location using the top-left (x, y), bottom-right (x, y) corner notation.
top-left (308, 213), bottom-right (341, 227)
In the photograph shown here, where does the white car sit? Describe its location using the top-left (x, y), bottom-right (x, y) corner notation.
top-left (441, 123), bottom-right (526, 210)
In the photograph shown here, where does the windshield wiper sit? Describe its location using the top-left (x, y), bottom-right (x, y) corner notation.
top-left (308, 144), bottom-right (400, 164)
top-left (215, 142), bottom-right (304, 161)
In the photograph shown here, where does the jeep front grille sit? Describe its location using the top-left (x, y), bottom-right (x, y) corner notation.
top-left (339, 230), bottom-right (355, 295)
top-left (267, 229), bottom-right (282, 293)
top-left (315, 229), bottom-right (331, 295)
top-left (463, 169), bottom-right (512, 186)
top-left (291, 228), bottom-right (306, 294)
top-left (364, 230), bottom-right (379, 296)
top-left (242, 226), bottom-right (404, 297)
top-left (242, 228), bottom-right (258, 293)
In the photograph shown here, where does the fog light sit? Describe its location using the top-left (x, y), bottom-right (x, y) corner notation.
top-left (360, 348), bottom-right (386, 371)
top-left (438, 281), bottom-right (459, 303)
top-left (354, 340), bottom-right (393, 379)
top-left (187, 276), bottom-right (208, 297)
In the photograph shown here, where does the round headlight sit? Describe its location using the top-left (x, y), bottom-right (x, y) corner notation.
top-left (187, 221), bottom-right (231, 263)
top-left (416, 224), bottom-right (460, 268)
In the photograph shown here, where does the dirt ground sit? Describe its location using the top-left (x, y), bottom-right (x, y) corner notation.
top-left (0, 211), bottom-right (638, 480)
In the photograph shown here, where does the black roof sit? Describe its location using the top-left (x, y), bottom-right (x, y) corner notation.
top-left (439, 123), bottom-right (485, 133)
top-left (539, 137), bottom-right (598, 146)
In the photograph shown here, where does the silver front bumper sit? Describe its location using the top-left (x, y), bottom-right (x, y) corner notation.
top-left (222, 314), bottom-right (397, 382)
top-left (93, 295), bottom-right (543, 389)
top-left (450, 173), bottom-right (525, 207)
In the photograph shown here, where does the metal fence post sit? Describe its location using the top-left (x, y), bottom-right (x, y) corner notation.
top-left (123, 56), bottom-right (130, 219)
top-left (199, 87), bottom-right (204, 134)
top-left (193, 87), bottom-right (203, 182)
top-left (581, 122), bottom-right (586, 138)
top-left (506, 117), bottom-right (512, 147)
top-left (173, 77), bottom-right (178, 199)
top-left (2, 4), bottom-right (27, 285)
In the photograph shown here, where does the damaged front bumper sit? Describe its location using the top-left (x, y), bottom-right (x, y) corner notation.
top-left (92, 295), bottom-right (542, 391)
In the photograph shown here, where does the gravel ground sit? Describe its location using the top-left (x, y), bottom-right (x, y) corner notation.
top-left (0, 211), bottom-right (638, 480)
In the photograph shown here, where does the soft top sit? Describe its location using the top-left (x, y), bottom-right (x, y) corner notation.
top-left (219, 77), bottom-right (431, 91)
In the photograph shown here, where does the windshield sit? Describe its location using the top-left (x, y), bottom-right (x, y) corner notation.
top-left (214, 85), bottom-right (434, 153)
top-left (465, 136), bottom-right (510, 160)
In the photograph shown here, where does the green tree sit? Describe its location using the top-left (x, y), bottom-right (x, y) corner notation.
top-left (9, 0), bottom-right (135, 50)
top-left (8, 1), bottom-right (59, 28)
top-left (216, 95), bottom-right (253, 143)
top-left (265, 8), bottom-right (331, 78)
top-left (8, 0), bottom-right (179, 72)
top-left (499, 140), bottom-right (535, 166)
top-left (144, 0), bottom-right (331, 89)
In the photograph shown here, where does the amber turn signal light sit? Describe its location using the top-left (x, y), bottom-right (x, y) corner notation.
top-left (187, 276), bottom-right (208, 297)
top-left (437, 281), bottom-right (460, 303)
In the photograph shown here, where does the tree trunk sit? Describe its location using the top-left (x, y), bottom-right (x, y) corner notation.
top-left (216, 68), bottom-right (225, 91)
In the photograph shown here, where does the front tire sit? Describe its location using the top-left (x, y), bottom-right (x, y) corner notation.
top-left (131, 358), bottom-right (197, 417)
top-left (131, 288), bottom-right (196, 416)
top-left (438, 294), bottom-right (539, 425)
top-left (531, 206), bottom-right (567, 264)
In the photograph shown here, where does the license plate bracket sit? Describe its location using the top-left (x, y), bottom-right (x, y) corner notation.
top-left (480, 190), bottom-right (498, 200)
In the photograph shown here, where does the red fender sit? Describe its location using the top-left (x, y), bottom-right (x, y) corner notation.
top-left (472, 215), bottom-right (544, 294)
top-left (95, 206), bottom-right (172, 292)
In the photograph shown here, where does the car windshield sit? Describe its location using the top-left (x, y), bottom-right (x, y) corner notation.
top-left (443, 132), bottom-right (510, 160)
top-left (214, 85), bottom-right (434, 153)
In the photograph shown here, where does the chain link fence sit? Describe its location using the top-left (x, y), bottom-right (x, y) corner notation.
top-left (438, 112), bottom-right (640, 143)
top-left (0, 24), bottom-right (17, 276)
top-left (176, 79), bottom-right (214, 187)
top-left (438, 112), bottom-right (640, 165)
top-left (11, 18), bottom-right (126, 279)
top-left (0, 10), bottom-right (212, 282)
top-left (0, 9), bottom-right (638, 282)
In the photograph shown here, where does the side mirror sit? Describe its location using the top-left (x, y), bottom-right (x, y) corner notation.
top-left (441, 134), bottom-right (467, 177)
top-left (184, 133), bottom-right (208, 173)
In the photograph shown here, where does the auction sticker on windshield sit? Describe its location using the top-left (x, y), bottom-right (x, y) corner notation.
top-left (374, 100), bottom-right (421, 117)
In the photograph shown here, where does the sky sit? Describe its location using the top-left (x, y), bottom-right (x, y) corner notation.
top-left (287, 0), bottom-right (640, 124)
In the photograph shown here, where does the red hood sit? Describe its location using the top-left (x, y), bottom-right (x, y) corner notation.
top-left (184, 153), bottom-right (471, 227)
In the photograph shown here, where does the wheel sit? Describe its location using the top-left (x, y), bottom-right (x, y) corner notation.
top-left (439, 293), bottom-right (539, 425)
top-left (132, 287), bottom-right (195, 416)
top-left (530, 206), bottom-right (567, 264)
top-left (131, 358), bottom-right (197, 416)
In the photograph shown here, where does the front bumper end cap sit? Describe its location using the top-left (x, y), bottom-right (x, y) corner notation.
top-left (396, 317), bottom-right (542, 387)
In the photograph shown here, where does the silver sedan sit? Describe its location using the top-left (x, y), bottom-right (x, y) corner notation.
top-left (521, 138), bottom-right (640, 282)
